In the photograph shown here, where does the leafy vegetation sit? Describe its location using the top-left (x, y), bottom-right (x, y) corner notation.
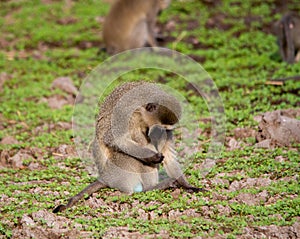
top-left (0, 0), bottom-right (299, 238)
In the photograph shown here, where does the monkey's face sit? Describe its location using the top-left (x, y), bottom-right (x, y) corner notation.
top-left (140, 103), bottom-right (162, 127)
top-left (157, 105), bottom-right (179, 126)
top-left (141, 103), bottom-right (179, 129)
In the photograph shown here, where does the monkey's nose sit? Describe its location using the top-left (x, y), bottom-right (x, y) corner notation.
top-left (148, 124), bottom-right (167, 151)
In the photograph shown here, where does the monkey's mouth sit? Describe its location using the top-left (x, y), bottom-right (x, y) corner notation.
top-left (160, 124), bottom-right (175, 130)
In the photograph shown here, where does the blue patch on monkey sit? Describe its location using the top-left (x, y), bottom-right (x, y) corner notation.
top-left (134, 182), bottom-right (143, 192)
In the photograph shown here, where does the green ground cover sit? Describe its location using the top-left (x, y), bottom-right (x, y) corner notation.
top-left (0, 0), bottom-right (299, 238)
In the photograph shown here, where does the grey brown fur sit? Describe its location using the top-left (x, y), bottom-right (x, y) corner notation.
top-left (103, 0), bottom-right (171, 54)
top-left (53, 81), bottom-right (203, 213)
top-left (274, 12), bottom-right (300, 64)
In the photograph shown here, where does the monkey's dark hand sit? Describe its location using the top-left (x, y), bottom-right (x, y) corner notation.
top-left (148, 152), bottom-right (164, 164)
top-left (141, 152), bottom-right (164, 165)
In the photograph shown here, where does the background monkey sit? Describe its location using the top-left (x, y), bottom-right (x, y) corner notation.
top-left (103, 0), bottom-right (171, 54)
top-left (53, 81), bottom-right (203, 213)
top-left (274, 12), bottom-right (300, 64)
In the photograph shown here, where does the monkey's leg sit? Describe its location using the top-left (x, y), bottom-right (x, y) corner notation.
top-left (175, 175), bottom-right (207, 192)
top-left (162, 160), bottom-right (207, 193)
top-left (145, 178), bottom-right (177, 191)
top-left (283, 19), bottom-right (296, 64)
top-left (53, 180), bottom-right (107, 213)
top-left (145, 177), bottom-right (206, 192)
top-left (146, 17), bottom-right (158, 47)
top-left (295, 51), bottom-right (300, 62)
top-left (160, 132), bottom-right (206, 193)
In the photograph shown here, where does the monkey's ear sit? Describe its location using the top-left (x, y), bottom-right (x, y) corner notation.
top-left (145, 103), bottom-right (158, 112)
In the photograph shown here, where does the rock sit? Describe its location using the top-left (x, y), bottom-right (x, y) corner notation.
top-left (12, 210), bottom-right (91, 239)
top-left (231, 190), bottom-right (268, 206)
top-left (51, 77), bottom-right (78, 96)
top-left (227, 137), bottom-right (241, 150)
top-left (234, 127), bottom-right (256, 139)
top-left (56, 17), bottom-right (77, 25)
top-left (8, 151), bottom-right (33, 169)
top-left (243, 220), bottom-right (300, 239)
top-left (47, 95), bottom-right (74, 109)
top-left (255, 109), bottom-right (300, 148)
top-left (0, 136), bottom-right (19, 145)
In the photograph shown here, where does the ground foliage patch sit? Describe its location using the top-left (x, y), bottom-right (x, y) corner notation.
top-left (0, 0), bottom-right (299, 238)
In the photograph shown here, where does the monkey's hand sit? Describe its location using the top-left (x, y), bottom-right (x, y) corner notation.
top-left (140, 152), bottom-right (164, 165)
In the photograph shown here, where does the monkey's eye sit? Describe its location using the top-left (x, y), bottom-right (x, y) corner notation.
top-left (145, 103), bottom-right (158, 112)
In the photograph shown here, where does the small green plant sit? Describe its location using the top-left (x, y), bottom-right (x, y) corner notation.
top-left (0, 0), bottom-right (299, 238)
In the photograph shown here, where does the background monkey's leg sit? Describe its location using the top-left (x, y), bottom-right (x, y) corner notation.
top-left (53, 180), bottom-right (107, 213)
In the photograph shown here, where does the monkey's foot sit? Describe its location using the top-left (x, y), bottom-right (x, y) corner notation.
top-left (185, 187), bottom-right (208, 193)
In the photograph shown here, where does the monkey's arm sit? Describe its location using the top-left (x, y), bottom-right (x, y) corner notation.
top-left (149, 127), bottom-right (205, 192)
top-left (103, 130), bottom-right (163, 165)
top-left (53, 179), bottom-right (107, 213)
top-left (296, 51), bottom-right (300, 62)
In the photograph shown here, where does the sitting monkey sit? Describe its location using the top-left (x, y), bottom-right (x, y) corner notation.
top-left (103, 0), bottom-right (171, 54)
top-left (53, 81), bottom-right (203, 213)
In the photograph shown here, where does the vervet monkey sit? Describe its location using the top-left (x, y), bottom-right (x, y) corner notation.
top-left (274, 12), bottom-right (300, 64)
top-left (53, 82), bottom-right (203, 213)
top-left (103, 0), bottom-right (171, 54)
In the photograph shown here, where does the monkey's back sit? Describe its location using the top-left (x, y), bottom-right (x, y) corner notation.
top-left (94, 82), bottom-right (159, 193)
top-left (95, 81), bottom-right (144, 140)
top-left (95, 81), bottom-right (181, 143)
